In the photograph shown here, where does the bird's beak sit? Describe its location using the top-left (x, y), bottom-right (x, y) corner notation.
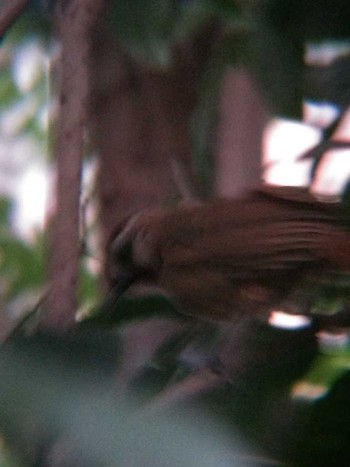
top-left (101, 271), bottom-right (138, 314)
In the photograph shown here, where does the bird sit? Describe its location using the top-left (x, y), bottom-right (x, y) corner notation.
top-left (105, 185), bottom-right (350, 322)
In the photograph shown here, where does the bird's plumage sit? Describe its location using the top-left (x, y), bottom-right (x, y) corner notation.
top-left (107, 185), bottom-right (350, 321)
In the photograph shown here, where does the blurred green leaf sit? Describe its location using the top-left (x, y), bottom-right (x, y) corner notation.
top-left (3, 6), bottom-right (53, 44)
top-left (78, 262), bottom-right (99, 310)
top-left (84, 294), bottom-right (181, 327)
top-left (0, 444), bottom-right (19, 467)
top-left (303, 348), bottom-right (350, 389)
top-left (0, 77), bottom-right (18, 108)
top-left (0, 198), bottom-right (13, 228)
top-left (109, 0), bottom-right (178, 68)
top-left (0, 234), bottom-right (44, 296)
top-left (109, 0), bottom-right (241, 69)
top-left (0, 195), bottom-right (44, 322)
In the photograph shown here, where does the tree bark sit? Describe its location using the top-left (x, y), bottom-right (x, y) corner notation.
top-left (214, 67), bottom-right (270, 198)
top-left (43, 0), bottom-right (105, 331)
top-left (89, 24), bottom-right (217, 281)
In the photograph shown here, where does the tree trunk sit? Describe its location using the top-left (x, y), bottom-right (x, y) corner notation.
top-left (89, 23), bottom-right (217, 282)
top-left (214, 67), bottom-right (270, 198)
top-left (43, 0), bottom-right (106, 331)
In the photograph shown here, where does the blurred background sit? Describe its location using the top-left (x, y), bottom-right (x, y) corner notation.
top-left (1, 1), bottom-right (350, 466)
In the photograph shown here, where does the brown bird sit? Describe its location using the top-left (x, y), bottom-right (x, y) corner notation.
top-left (106, 185), bottom-right (350, 322)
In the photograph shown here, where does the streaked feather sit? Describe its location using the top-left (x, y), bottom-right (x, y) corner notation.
top-left (108, 185), bottom-right (350, 321)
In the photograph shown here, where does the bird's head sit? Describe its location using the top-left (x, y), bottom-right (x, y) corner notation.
top-left (103, 187), bottom-right (350, 322)
top-left (107, 210), bottom-right (165, 301)
top-left (104, 200), bottom-right (278, 322)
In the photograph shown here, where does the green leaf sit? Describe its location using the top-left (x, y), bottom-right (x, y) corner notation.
top-left (0, 77), bottom-right (19, 108)
top-left (303, 349), bottom-right (350, 389)
top-left (109, 0), bottom-right (177, 68)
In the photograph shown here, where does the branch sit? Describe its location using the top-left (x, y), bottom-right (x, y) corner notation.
top-left (43, 0), bottom-right (105, 332)
top-left (0, 0), bottom-right (29, 37)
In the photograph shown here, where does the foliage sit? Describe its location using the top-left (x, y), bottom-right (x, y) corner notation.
top-left (0, 197), bottom-right (44, 297)
top-left (0, 13), bottom-right (98, 322)
top-left (0, 35), bottom-right (50, 148)
top-left (109, 0), bottom-right (240, 68)
top-left (1, 1), bottom-right (350, 466)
